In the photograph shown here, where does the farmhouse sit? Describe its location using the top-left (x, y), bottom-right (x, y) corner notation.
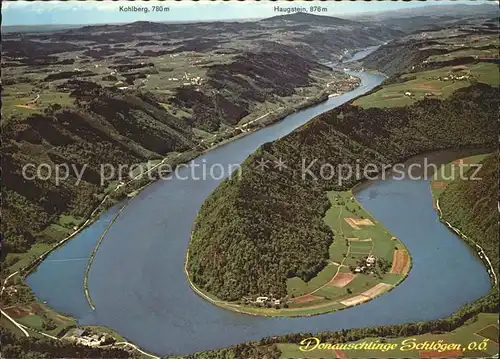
top-left (74, 333), bottom-right (107, 347)
top-left (439, 72), bottom-right (471, 81)
top-left (353, 255), bottom-right (378, 274)
top-left (253, 295), bottom-right (284, 307)
top-left (64, 327), bottom-right (115, 347)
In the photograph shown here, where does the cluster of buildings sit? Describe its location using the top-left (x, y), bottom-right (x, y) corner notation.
top-left (69, 328), bottom-right (111, 347)
top-left (3, 285), bottom-right (18, 297)
top-left (353, 255), bottom-right (377, 274)
top-left (327, 75), bottom-right (360, 93)
top-left (438, 73), bottom-right (471, 81)
top-left (404, 91), bottom-right (435, 98)
top-left (167, 72), bottom-right (203, 87)
top-left (254, 296), bottom-right (282, 306)
top-left (182, 71), bottom-right (203, 86)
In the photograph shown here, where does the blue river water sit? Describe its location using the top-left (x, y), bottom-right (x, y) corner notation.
top-left (26, 58), bottom-right (491, 355)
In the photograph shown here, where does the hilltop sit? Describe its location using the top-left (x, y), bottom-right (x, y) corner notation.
top-left (361, 16), bottom-right (498, 75)
top-left (260, 12), bottom-right (358, 26)
top-left (352, 4), bottom-right (498, 33)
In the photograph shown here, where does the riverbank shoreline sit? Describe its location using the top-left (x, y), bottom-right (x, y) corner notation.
top-left (184, 187), bottom-right (412, 318)
top-left (4, 71), bottom-right (358, 281)
top-left (0, 63), bottom-right (364, 354)
top-left (183, 147), bottom-right (495, 318)
top-left (435, 198), bottom-right (497, 287)
top-left (429, 153), bottom-right (497, 288)
top-left (18, 79), bottom-right (495, 356)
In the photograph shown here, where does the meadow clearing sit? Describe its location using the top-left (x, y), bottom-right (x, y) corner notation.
top-left (186, 190), bottom-right (410, 317)
top-left (284, 191), bottom-right (409, 314)
top-left (353, 62), bottom-right (499, 109)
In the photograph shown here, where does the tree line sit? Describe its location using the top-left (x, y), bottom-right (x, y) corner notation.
top-left (188, 83), bottom-right (498, 301)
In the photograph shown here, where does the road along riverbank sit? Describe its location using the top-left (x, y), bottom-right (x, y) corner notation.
top-left (25, 46), bottom-right (492, 356)
top-left (184, 187), bottom-right (412, 317)
top-left (26, 69), bottom-right (392, 354)
top-left (27, 71), bottom-right (491, 356)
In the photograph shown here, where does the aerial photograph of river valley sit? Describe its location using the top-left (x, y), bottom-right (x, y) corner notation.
top-left (1, 1), bottom-right (499, 358)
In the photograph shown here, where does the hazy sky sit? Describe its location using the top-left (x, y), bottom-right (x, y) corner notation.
top-left (1, 0), bottom-right (494, 26)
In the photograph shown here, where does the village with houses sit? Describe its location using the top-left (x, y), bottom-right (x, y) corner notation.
top-left (243, 295), bottom-right (287, 309)
top-left (352, 254), bottom-right (377, 274)
top-left (326, 74), bottom-right (361, 96)
top-left (403, 65), bottom-right (475, 99)
top-left (63, 327), bottom-right (116, 347)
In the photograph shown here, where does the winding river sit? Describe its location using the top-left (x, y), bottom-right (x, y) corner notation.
top-left (27, 50), bottom-right (491, 355)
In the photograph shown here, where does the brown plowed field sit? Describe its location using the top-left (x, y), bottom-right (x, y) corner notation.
top-left (431, 180), bottom-right (448, 189)
top-left (328, 272), bottom-right (356, 288)
top-left (293, 294), bottom-right (323, 304)
top-left (334, 349), bottom-right (348, 359)
top-left (3, 306), bottom-right (31, 319)
top-left (391, 250), bottom-right (410, 274)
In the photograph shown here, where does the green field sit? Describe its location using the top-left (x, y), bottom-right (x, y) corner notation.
top-left (222, 300), bottom-right (349, 317)
top-left (3, 212), bottom-right (88, 274)
top-left (5, 301), bottom-right (76, 337)
top-left (1, 84), bottom-right (74, 121)
top-left (431, 34), bottom-right (498, 49)
top-left (279, 313), bottom-right (499, 358)
top-left (354, 63), bottom-right (499, 109)
top-left (185, 190), bottom-right (408, 317)
top-left (286, 262), bottom-right (340, 297)
top-left (426, 48), bottom-right (498, 63)
top-left (4, 243), bottom-right (52, 273)
top-left (284, 191), bottom-right (408, 311)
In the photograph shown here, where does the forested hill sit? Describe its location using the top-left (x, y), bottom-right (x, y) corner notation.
top-left (0, 12), bottom-right (398, 261)
top-left (439, 153), bottom-right (499, 284)
top-left (361, 17), bottom-right (498, 76)
top-left (188, 83), bottom-right (498, 301)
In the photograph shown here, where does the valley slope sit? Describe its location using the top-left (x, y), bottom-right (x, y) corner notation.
top-left (1, 14), bottom-right (396, 267)
top-left (439, 153), bottom-right (499, 286)
top-left (187, 19), bottom-right (499, 305)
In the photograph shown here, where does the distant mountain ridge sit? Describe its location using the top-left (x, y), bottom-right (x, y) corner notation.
top-left (352, 4), bottom-right (498, 20)
top-left (352, 4), bottom-right (498, 33)
top-left (1, 8), bottom-right (401, 257)
top-left (260, 12), bottom-right (358, 26)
